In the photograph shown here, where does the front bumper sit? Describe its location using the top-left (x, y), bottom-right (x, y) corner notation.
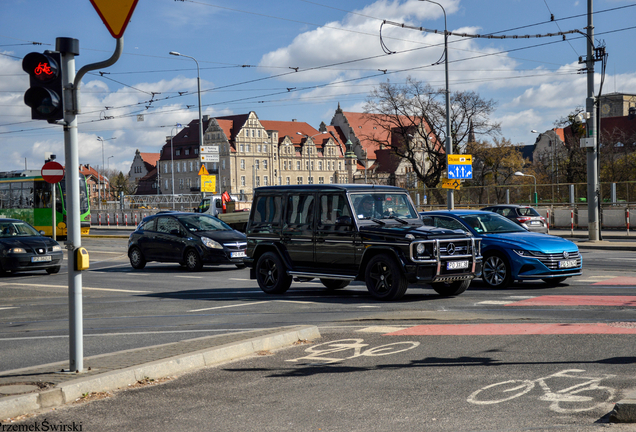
top-left (1, 252), bottom-right (64, 272)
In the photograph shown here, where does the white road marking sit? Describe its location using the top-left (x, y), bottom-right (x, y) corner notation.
top-left (358, 305), bottom-right (381, 308)
top-left (276, 300), bottom-right (319, 305)
top-left (0, 328), bottom-right (265, 342)
top-left (229, 278), bottom-right (250, 281)
top-left (174, 276), bottom-right (204, 279)
top-left (0, 282), bottom-right (149, 293)
top-left (478, 301), bottom-right (514, 305)
top-left (357, 326), bottom-right (407, 333)
top-left (189, 301), bottom-right (270, 312)
top-left (0, 307), bottom-right (18, 311)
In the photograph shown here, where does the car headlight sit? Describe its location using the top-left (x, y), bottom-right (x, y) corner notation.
top-left (52, 245), bottom-right (62, 252)
top-left (201, 236), bottom-right (223, 249)
top-left (8, 248), bottom-right (26, 254)
top-left (513, 250), bottom-right (538, 258)
top-left (416, 243), bottom-right (426, 255)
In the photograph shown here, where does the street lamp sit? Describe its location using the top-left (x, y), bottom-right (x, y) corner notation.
top-left (514, 171), bottom-right (537, 205)
top-left (421, 0), bottom-right (453, 209)
top-left (169, 51), bottom-right (204, 189)
top-left (170, 124), bottom-right (183, 209)
top-left (296, 131), bottom-right (327, 184)
top-left (96, 136), bottom-right (116, 210)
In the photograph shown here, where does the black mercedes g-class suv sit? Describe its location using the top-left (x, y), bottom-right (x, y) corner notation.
top-left (244, 185), bottom-right (482, 301)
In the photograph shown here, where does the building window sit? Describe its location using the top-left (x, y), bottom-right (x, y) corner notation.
top-left (283, 161), bottom-right (287, 170)
top-left (222, 160), bottom-right (226, 170)
top-left (189, 161), bottom-right (193, 172)
top-left (246, 144), bottom-right (250, 152)
top-left (165, 179), bottom-right (169, 190)
top-left (297, 177), bottom-right (303, 185)
top-left (263, 176), bottom-right (268, 186)
top-left (164, 163), bottom-right (168, 174)
top-left (252, 130), bottom-right (255, 137)
top-left (257, 144), bottom-right (261, 153)
top-left (255, 160), bottom-right (259, 170)
top-left (339, 162), bottom-right (342, 171)
top-left (308, 176), bottom-right (313, 185)
top-left (330, 176), bottom-right (334, 184)
top-left (245, 129), bottom-right (249, 137)
top-left (177, 164), bottom-right (180, 173)
top-left (257, 130), bottom-right (261, 138)
top-left (179, 179), bottom-right (184, 190)
top-left (286, 177), bottom-right (290, 185)
top-left (311, 161), bottom-right (314, 171)
top-left (240, 159), bottom-right (245, 170)
top-left (183, 162), bottom-right (186, 172)
top-left (185, 149), bottom-right (190, 155)
top-left (319, 177), bottom-right (324, 184)
top-left (176, 149), bottom-right (180, 156)
top-left (296, 161), bottom-right (300, 170)
top-left (306, 161), bottom-right (309, 170)
top-left (222, 177), bottom-right (226, 187)
top-left (263, 160), bottom-right (267, 169)
top-left (318, 161), bottom-right (323, 171)
top-left (263, 144), bottom-right (267, 153)
top-left (240, 144), bottom-right (244, 152)
top-left (256, 176), bottom-right (260, 187)
top-left (194, 148), bottom-right (198, 154)
top-left (241, 176), bottom-right (246, 186)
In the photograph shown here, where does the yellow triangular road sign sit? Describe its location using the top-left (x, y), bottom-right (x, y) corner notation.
top-left (198, 165), bottom-right (209, 176)
top-left (90, 0), bottom-right (139, 39)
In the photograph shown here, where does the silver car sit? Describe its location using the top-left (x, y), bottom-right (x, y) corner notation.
top-left (480, 205), bottom-right (548, 233)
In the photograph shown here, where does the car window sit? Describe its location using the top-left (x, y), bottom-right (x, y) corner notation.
top-left (197, 198), bottom-right (210, 213)
top-left (318, 194), bottom-right (352, 230)
top-left (420, 215), bottom-right (434, 226)
top-left (0, 221), bottom-right (40, 237)
top-left (253, 195), bottom-right (283, 225)
top-left (156, 217), bottom-right (181, 234)
top-left (286, 194), bottom-right (315, 229)
top-left (432, 216), bottom-right (467, 232)
top-left (179, 214), bottom-right (232, 231)
top-left (517, 207), bottom-right (540, 216)
top-left (459, 213), bottom-right (526, 233)
top-left (351, 193), bottom-right (418, 220)
top-left (500, 208), bottom-right (511, 217)
top-left (140, 218), bottom-right (156, 231)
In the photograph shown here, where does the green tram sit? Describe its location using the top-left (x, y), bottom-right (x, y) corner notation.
top-left (0, 170), bottom-right (91, 236)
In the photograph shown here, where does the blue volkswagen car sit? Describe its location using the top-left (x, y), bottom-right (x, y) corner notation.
top-left (420, 210), bottom-right (582, 288)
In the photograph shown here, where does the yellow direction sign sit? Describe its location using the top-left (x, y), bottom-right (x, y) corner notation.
top-left (201, 175), bottom-right (216, 193)
top-left (197, 165), bottom-right (209, 176)
top-left (447, 154), bottom-right (472, 165)
top-left (442, 179), bottom-right (461, 190)
top-left (90, 0), bottom-right (140, 39)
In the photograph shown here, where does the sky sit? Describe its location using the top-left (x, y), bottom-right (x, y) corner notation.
top-left (1, 0), bottom-right (635, 175)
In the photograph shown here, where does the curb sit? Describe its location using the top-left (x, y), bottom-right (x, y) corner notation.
top-left (609, 391), bottom-right (636, 423)
top-left (0, 325), bottom-right (320, 420)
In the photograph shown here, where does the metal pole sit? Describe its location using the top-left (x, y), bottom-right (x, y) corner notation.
top-left (171, 134), bottom-right (175, 209)
top-left (51, 184), bottom-right (56, 241)
top-left (586, 0), bottom-right (600, 241)
top-left (59, 37), bottom-right (83, 372)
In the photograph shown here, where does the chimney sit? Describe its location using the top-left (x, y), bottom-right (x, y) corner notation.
top-left (292, 119), bottom-right (297, 122)
top-left (203, 115), bottom-right (210, 122)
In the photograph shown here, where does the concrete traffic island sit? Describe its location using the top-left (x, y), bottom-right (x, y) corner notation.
top-left (0, 325), bottom-right (320, 420)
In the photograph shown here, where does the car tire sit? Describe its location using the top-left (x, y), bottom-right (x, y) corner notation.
top-left (320, 278), bottom-right (350, 290)
top-left (365, 254), bottom-right (408, 301)
top-left (482, 253), bottom-right (512, 288)
top-left (129, 247), bottom-right (146, 270)
top-left (255, 252), bottom-right (292, 294)
top-left (542, 277), bottom-right (568, 286)
top-left (46, 266), bottom-right (61, 275)
top-left (184, 249), bottom-right (203, 271)
top-left (432, 279), bottom-right (470, 296)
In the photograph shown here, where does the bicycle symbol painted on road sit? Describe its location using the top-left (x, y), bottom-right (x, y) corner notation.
top-left (467, 369), bottom-right (616, 413)
top-left (287, 338), bottom-right (420, 364)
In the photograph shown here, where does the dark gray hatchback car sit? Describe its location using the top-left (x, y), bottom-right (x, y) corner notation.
top-left (128, 212), bottom-right (247, 271)
top-left (481, 204), bottom-right (548, 233)
top-left (245, 184), bottom-right (483, 301)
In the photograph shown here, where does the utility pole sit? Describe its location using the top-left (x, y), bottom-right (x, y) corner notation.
top-left (586, 0), bottom-right (600, 241)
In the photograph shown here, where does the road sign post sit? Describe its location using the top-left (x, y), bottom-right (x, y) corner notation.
top-left (42, 161), bottom-right (64, 241)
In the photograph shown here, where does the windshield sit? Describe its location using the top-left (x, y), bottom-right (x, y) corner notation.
top-left (351, 193), bottom-right (418, 220)
top-left (0, 221), bottom-right (41, 238)
top-left (178, 214), bottom-right (232, 232)
top-left (459, 213), bottom-right (527, 234)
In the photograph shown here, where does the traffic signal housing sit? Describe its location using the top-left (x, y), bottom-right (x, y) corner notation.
top-left (22, 51), bottom-right (64, 122)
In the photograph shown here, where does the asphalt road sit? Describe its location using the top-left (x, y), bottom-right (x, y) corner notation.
top-left (1, 239), bottom-right (636, 430)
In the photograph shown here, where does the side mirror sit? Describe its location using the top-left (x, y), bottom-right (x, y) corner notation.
top-left (39, 230), bottom-right (46, 235)
top-left (336, 216), bottom-right (352, 226)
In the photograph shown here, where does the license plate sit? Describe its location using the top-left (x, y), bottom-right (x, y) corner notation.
top-left (231, 251), bottom-right (246, 258)
top-left (559, 259), bottom-right (577, 268)
top-left (529, 221), bottom-right (541, 225)
top-left (31, 255), bottom-right (52, 263)
top-left (447, 260), bottom-right (469, 270)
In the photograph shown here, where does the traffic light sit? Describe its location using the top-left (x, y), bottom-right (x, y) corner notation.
top-left (22, 51), bottom-right (64, 122)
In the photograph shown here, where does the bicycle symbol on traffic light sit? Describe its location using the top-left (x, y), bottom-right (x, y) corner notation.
top-left (34, 62), bottom-right (53, 77)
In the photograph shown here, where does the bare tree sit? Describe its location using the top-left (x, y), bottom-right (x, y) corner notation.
top-left (363, 77), bottom-right (500, 195)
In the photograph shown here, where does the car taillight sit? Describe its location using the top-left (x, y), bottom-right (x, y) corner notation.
top-left (517, 217), bottom-right (532, 223)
